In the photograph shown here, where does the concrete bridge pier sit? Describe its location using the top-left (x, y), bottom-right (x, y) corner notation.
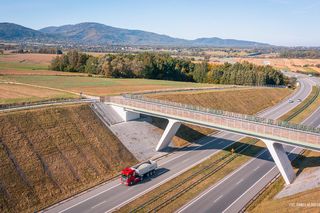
top-left (156, 119), bottom-right (181, 151)
top-left (262, 139), bottom-right (296, 185)
top-left (110, 105), bottom-right (140, 121)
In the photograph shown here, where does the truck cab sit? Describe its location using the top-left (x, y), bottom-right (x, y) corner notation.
top-left (121, 160), bottom-right (157, 186)
top-left (121, 167), bottom-right (141, 186)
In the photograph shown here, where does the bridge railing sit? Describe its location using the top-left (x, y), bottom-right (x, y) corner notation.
top-left (121, 93), bottom-right (320, 135)
top-left (123, 94), bottom-right (320, 133)
top-left (104, 94), bottom-right (320, 147)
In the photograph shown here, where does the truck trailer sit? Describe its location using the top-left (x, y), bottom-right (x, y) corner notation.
top-left (121, 160), bottom-right (157, 186)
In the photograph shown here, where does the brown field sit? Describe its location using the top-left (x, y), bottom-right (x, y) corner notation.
top-left (0, 53), bottom-right (56, 65)
top-left (209, 57), bottom-right (320, 73)
top-left (147, 87), bottom-right (292, 146)
top-left (0, 83), bottom-right (78, 105)
top-left (236, 58), bottom-right (320, 72)
top-left (0, 104), bottom-right (137, 213)
top-left (236, 58), bottom-right (320, 73)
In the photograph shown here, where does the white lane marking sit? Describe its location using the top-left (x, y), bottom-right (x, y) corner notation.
top-left (91, 200), bottom-right (107, 209)
top-left (253, 166), bottom-right (260, 171)
top-left (222, 147), bottom-right (299, 213)
top-left (58, 183), bottom-right (121, 213)
top-left (235, 178), bottom-right (244, 185)
top-left (176, 149), bottom-right (268, 213)
top-left (214, 195), bottom-right (223, 203)
top-left (105, 136), bottom-right (240, 213)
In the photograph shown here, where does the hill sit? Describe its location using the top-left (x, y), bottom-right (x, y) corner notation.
top-left (0, 22), bottom-right (56, 42)
top-left (0, 104), bottom-right (137, 212)
top-left (0, 22), bottom-right (269, 47)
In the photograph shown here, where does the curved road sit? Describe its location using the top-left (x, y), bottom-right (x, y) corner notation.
top-left (44, 75), bottom-right (315, 213)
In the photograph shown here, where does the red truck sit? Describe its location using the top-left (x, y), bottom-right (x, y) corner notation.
top-left (121, 160), bottom-right (158, 186)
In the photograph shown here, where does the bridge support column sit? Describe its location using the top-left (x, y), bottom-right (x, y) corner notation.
top-left (156, 119), bottom-right (181, 151)
top-left (110, 105), bottom-right (140, 122)
top-left (263, 139), bottom-right (296, 185)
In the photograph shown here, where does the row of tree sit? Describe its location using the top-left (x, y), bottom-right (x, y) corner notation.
top-left (50, 51), bottom-right (286, 86)
top-left (196, 62), bottom-right (285, 85)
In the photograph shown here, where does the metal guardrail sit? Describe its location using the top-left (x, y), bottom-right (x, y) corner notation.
top-left (0, 98), bottom-right (95, 111)
top-left (121, 92), bottom-right (320, 135)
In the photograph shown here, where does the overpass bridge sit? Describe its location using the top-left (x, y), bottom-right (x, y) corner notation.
top-left (102, 93), bottom-right (320, 184)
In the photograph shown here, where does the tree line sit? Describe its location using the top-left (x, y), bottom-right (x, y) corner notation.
top-left (50, 51), bottom-right (286, 86)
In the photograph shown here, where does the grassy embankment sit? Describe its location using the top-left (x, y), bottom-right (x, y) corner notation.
top-left (248, 86), bottom-right (320, 213)
top-left (117, 87), bottom-right (296, 212)
top-left (0, 104), bottom-right (138, 213)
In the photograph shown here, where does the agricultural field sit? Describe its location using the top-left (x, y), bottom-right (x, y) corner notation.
top-left (209, 57), bottom-right (320, 73)
top-left (147, 87), bottom-right (292, 147)
top-left (0, 75), bottom-right (215, 96)
top-left (0, 104), bottom-right (137, 212)
top-left (0, 53), bottom-right (219, 103)
top-left (0, 53), bottom-right (88, 75)
top-left (0, 83), bottom-right (77, 106)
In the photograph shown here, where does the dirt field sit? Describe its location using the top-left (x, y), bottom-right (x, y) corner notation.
top-left (0, 54), bottom-right (90, 76)
top-left (0, 104), bottom-right (137, 212)
top-left (0, 53), bottom-right (56, 65)
top-left (210, 57), bottom-right (320, 73)
top-left (0, 83), bottom-right (77, 105)
top-left (147, 87), bottom-right (292, 146)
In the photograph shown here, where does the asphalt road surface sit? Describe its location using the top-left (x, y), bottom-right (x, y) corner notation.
top-left (44, 75), bottom-right (315, 213)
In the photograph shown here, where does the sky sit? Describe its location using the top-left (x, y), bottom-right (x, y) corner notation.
top-left (1, 0), bottom-right (320, 46)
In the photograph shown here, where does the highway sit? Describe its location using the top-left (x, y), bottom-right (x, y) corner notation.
top-left (44, 75), bottom-right (315, 213)
top-left (178, 77), bottom-right (319, 213)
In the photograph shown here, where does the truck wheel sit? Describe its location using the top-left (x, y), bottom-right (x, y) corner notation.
top-left (130, 181), bottom-right (133, 186)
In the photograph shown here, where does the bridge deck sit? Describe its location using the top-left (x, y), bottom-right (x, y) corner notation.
top-left (104, 95), bottom-right (320, 151)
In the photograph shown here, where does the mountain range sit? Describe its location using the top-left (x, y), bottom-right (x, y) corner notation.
top-left (0, 22), bottom-right (270, 47)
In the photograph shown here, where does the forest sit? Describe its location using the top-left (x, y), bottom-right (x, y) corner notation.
top-left (50, 51), bottom-right (286, 86)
